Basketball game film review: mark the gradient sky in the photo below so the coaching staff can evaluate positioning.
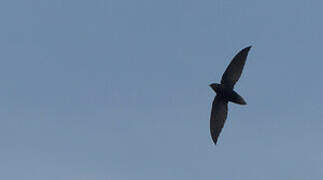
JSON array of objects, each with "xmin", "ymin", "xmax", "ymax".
[{"xmin": 1, "ymin": 0, "xmax": 323, "ymax": 179}]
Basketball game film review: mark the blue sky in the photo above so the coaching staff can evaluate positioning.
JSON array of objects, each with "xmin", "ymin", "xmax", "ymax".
[{"xmin": 0, "ymin": 0, "xmax": 323, "ymax": 179}]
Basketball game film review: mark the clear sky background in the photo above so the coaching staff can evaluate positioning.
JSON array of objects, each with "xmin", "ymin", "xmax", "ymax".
[{"xmin": 0, "ymin": 0, "xmax": 322, "ymax": 179}]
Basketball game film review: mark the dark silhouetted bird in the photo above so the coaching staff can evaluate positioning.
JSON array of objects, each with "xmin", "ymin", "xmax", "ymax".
[{"xmin": 209, "ymin": 46, "xmax": 252, "ymax": 145}]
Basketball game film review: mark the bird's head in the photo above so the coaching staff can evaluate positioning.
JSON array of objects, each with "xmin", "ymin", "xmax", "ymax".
[{"xmin": 209, "ymin": 83, "xmax": 221, "ymax": 93}]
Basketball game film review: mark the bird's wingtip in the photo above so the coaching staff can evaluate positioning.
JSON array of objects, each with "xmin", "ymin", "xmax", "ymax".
[{"xmin": 245, "ymin": 45, "xmax": 252, "ymax": 51}]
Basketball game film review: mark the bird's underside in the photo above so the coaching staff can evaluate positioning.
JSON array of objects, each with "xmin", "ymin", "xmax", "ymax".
[{"xmin": 209, "ymin": 46, "xmax": 251, "ymax": 145}]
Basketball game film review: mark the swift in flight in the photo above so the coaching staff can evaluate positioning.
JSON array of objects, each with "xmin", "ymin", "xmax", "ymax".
[{"xmin": 209, "ymin": 46, "xmax": 252, "ymax": 145}]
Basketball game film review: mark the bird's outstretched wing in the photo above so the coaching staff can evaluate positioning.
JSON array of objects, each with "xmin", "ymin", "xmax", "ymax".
[
  {"xmin": 210, "ymin": 95, "xmax": 228, "ymax": 145},
  {"xmin": 221, "ymin": 46, "xmax": 251, "ymax": 89}
]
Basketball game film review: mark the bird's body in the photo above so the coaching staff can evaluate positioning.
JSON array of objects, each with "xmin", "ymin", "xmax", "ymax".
[
  {"xmin": 210, "ymin": 83, "xmax": 246, "ymax": 105},
  {"xmin": 209, "ymin": 46, "xmax": 252, "ymax": 145}
]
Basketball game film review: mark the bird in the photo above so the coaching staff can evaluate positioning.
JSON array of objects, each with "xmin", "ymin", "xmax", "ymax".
[{"xmin": 209, "ymin": 46, "xmax": 252, "ymax": 145}]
